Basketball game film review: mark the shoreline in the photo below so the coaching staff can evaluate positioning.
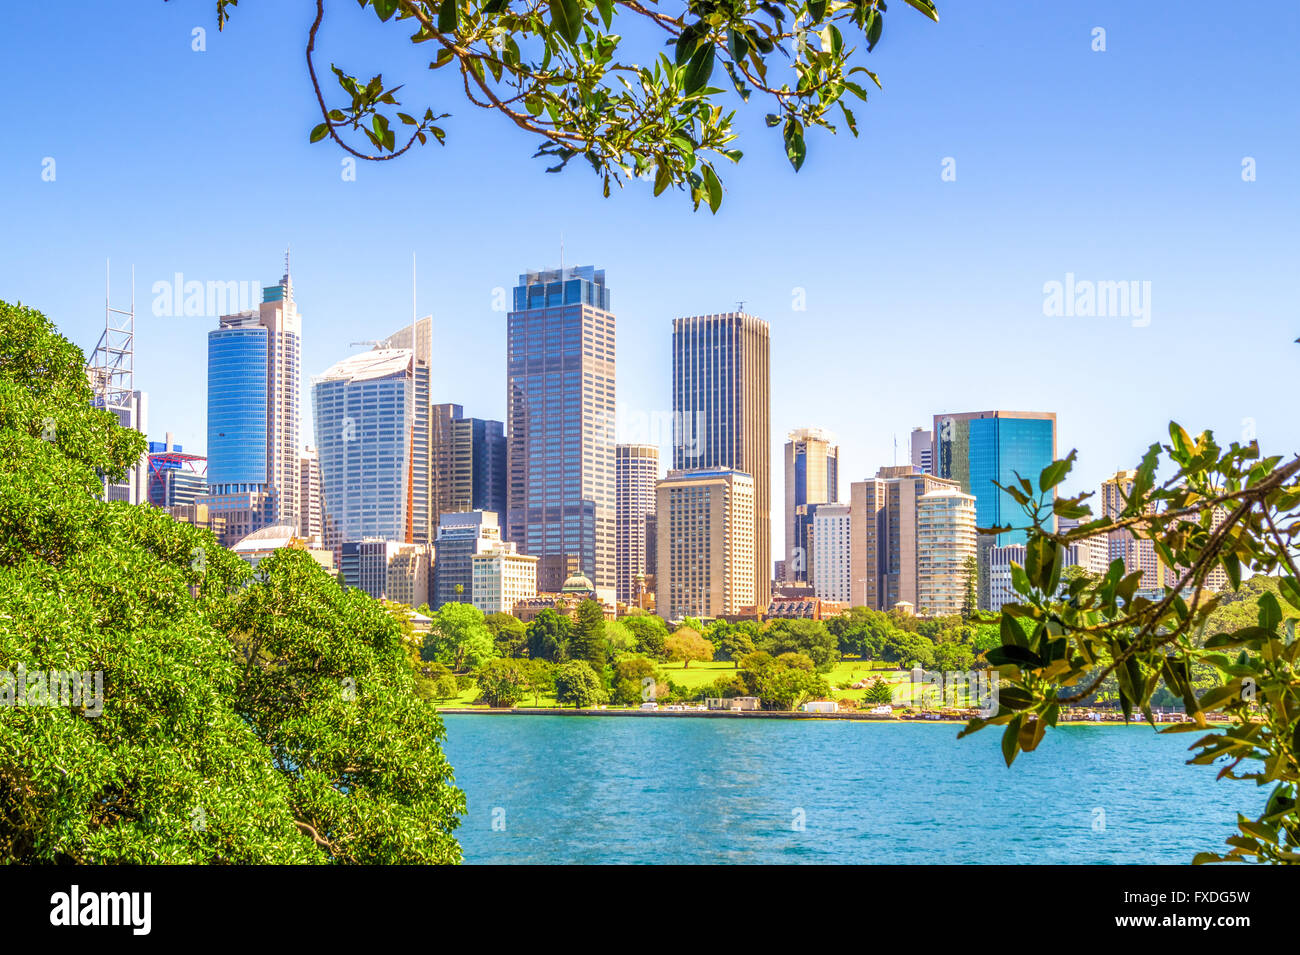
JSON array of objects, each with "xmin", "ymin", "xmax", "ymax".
[{"xmin": 436, "ymin": 706, "xmax": 1203, "ymax": 725}]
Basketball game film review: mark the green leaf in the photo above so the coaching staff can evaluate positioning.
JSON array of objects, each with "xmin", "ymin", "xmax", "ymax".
[
  {"xmin": 310, "ymin": 123, "xmax": 330, "ymax": 143},
  {"xmin": 373, "ymin": 0, "xmax": 399, "ymax": 21},
  {"xmin": 701, "ymin": 164, "xmax": 722, "ymax": 213},
  {"xmin": 1278, "ymin": 576, "xmax": 1300, "ymax": 612},
  {"xmin": 985, "ymin": 645, "xmax": 1043, "ymax": 669},
  {"xmin": 782, "ymin": 117, "xmax": 806, "ymax": 171},
  {"xmin": 438, "ymin": 0, "xmax": 458, "ymax": 33},
  {"xmin": 594, "ymin": 0, "xmax": 613, "ymax": 28},
  {"xmin": 550, "ymin": 0, "xmax": 584, "ymax": 44},
  {"xmin": 1038, "ymin": 450, "xmax": 1075, "ymax": 494},
  {"xmin": 682, "ymin": 41, "xmax": 715, "ymax": 96},
  {"xmin": 1258, "ymin": 591, "xmax": 1282, "ymax": 632},
  {"xmin": 902, "ymin": 0, "xmax": 940, "ymax": 20},
  {"xmin": 652, "ymin": 162, "xmax": 671, "ymax": 197}
]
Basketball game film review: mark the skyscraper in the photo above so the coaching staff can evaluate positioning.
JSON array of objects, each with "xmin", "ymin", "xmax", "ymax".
[
  {"xmin": 506, "ymin": 265, "xmax": 616, "ymax": 602},
  {"xmin": 655, "ymin": 468, "xmax": 756, "ymax": 620},
  {"xmin": 311, "ymin": 318, "xmax": 432, "ymax": 548},
  {"xmin": 672, "ymin": 312, "xmax": 771, "ymax": 610},
  {"xmin": 910, "ymin": 427, "xmax": 933, "ymax": 474},
  {"xmin": 915, "ymin": 486, "xmax": 978, "ymax": 616},
  {"xmin": 430, "ymin": 402, "xmax": 507, "ymax": 520},
  {"xmin": 433, "ymin": 510, "xmax": 501, "ymax": 608},
  {"xmin": 784, "ymin": 426, "xmax": 838, "ymax": 583},
  {"xmin": 616, "ymin": 443, "xmax": 659, "ymax": 606},
  {"xmin": 201, "ymin": 257, "xmax": 301, "ymax": 544},
  {"xmin": 811, "ymin": 503, "xmax": 852, "ymax": 602},
  {"xmin": 933, "ymin": 410, "xmax": 1057, "ymax": 544},
  {"xmin": 850, "ymin": 465, "xmax": 969, "ymax": 611},
  {"xmin": 298, "ymin": 447, "xmax": 323, "ymax": 544}
]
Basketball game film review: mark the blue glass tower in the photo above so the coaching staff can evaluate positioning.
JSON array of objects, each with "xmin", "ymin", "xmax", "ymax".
[{"xmin": 933, "ymin": 410, "xmax": 1057, "ymax": 545}]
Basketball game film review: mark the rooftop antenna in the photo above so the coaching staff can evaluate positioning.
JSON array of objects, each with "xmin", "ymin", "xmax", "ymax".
[
  {"xmin": 736, "ymin": 300, "xmax": 746, "ymax": 314},
  {"xmin": 893, "ymin": 433, "xmax": 898, "ymax": 466}
]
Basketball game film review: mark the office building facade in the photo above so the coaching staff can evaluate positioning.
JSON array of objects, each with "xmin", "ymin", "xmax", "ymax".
[
  {"xmin": 784, "ymin": 427, "xmax": 839, "ymax": 584},
  {"xmin": 433, "ymin": 510, "xmax": 501, "ymax": 608},
  {"xmin": 312, "ymin": 318, "xmax": 432, "ymax": 549},
  {"xmin": 671, "ymin": 312, "xmax": 771, "ymax": 610},
  {"xmin": 471, "ymin": 542, "xmax": 539, "ymax": 615},
  {"xmin": 811, "ymin": 502, "xmax": 852, "ymax": 603},
  {"xmin": 655, "ymin": 468, "xmax": 756, "ymax": 620},
  {"xmin": 616, "ymin": 443, "xmax": 660, "ymax": 606},
  {"xmin": 430, "ymin": 403, "xmax": 507, "ymax": 520},
  {"xmin": 506, "ymin": 265, "xmax": 616, "ymax": 602}
]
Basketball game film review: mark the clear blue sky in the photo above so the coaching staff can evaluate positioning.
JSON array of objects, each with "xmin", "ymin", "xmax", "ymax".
[{"xmin": 2, "ymin": 0, "xmax": 1297, "ymax": 544}]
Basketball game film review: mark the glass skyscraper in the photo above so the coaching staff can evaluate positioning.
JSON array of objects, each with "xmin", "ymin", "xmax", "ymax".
[
  {"xmin": 312, "ymin": 318, "xmax": 432, "ymax": 548},
  {"xmin": 201, "ymin": 258, "xmax": 300, "ymax": 544},
  {"xmin": 506, "ymin": 265, "xmax": 616, "ymax": 600},
  {"xmin": 932, "ymin": 410, "xmax": 1057, "ymax": 545}
]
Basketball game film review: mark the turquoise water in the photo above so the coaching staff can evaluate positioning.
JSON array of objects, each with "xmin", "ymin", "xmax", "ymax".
[{"xmin": 441, "ymin": 715, "xmax": 1258, "ymax": 864}]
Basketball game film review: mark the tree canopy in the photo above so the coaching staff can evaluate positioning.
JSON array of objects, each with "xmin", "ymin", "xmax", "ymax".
[{"xmin": 0, "ymin": 299, "xmax": 464, "ymax": 863}]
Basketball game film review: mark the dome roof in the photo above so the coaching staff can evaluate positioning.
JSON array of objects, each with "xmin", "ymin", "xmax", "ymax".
[
  {"xmin": 561, "ymin": 572, "xmax": 594, "ymax": 593},
  {"xmin": 232, "ymin": 523, "xmax": 300, "ymax": 551}
]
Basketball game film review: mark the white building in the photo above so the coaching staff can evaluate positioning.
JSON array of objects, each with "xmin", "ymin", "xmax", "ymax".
[
  {"xmin": 471, "ymin": 541, "xmax": 539, "ymax": 614},
  {"xmin": 987, "ymin": 535, "xmax": 1113, "ymax": 612},
  {"xmin": 811, "ymin": 503, "xmax": 851, "ymax": 602},
  {"xmin": 341, "ymin": 538, "xmax": 432, "ymax": 607},
  {"xmin": 916, "ymin": 486, "xmax": 978, "ymax": 617}
]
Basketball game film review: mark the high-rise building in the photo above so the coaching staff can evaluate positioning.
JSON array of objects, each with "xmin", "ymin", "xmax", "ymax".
[
  {"xmin": 311, "ymin": 318, "xmax": 432, "ymax": 549},
  {"xmin": 910, "ymin": 427, "xmax": 933, "ymax": 474},
  {"xmin": 298, "ymin": 447, "xmax": 324, "ymax": 544},
  {"xmin": 915, "ymin": 487, "xmax": 978, "ymax": 616},
  {"xmin": 201, "ymin": 258, "xmax": 301, "ymax": 544},
  {"xmin": 616, "ymin": 443, "xmax": 659, "ymax": 606},
  {"xmin": 811, "ymin": 503, "xmax": 852, "ymax": 603},
  {"xmin": 1098, "ymin": 470, "xmax": 1227, "ymax": 595},
  {"xmin": 340, "ymin": 539, "xmax": 432, "ymax": 607},
  {"xmin": 655, "ymin": 469, "xmax": 756, "ymax": 620},
  {"xmin": 506, "ymin": 265, "xmax": 616, "ymax": 603},
  {"xmin": 430, "ymin": 403, "xmax": 507, "ymax": 520},
  {"xmin": 784, "ymin": 427, "xmax": 838, "ymax": 583},
  {"xmin": 471, "ymin": 541, "xmax": 539, "ymax": 615},
  {"xmin": 672, "ymin": 312, "xmax": 771, "ymax": 610},
  {"xmin": 147, "ymin": 434, "xmax": 207, "ymax": 507},
  {"xmin": 932, "ymin": 410, "xmax": 1057, "ymax": 544},
  {"xmin": 850, "ymin": 465, "xmax": 968, "ymax": 611},
  {"xmin": 433, "ymin": 510, "xmax": 501, "ymax": 608}
]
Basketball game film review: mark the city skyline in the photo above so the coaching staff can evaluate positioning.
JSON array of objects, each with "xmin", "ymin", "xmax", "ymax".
[{"xmin": 5, "ymin": 0, "xmax": 1295, "ymax": 558}]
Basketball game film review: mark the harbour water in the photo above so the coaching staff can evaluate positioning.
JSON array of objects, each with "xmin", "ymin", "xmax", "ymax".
[{"xmin": 441, "ymin": 715, "xmax": 1256, "ymax": 865}]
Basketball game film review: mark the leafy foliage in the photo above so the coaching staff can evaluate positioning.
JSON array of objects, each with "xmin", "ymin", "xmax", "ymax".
[
  {"xmin": 0, "ymin": 300, "xmax": 463, "ymax": 863},
  {"xmin": 215, "ymin": 0, "xmax": 939, "ymax": 211},
  {"xmin": 962, "ymin": 425, "xmax": 1300, "ymax": 864}
]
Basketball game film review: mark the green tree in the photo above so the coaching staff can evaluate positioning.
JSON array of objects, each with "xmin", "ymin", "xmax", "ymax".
[
  {"xmin": 422, "ymin": 601, "xmax": 496, "ymax": 671},
  {"xmin": 964, "ymin": 430, "xmax": 1300, "ymax": 864},
  {"xmin": 664, "ymin": 628, "xmax": 714, "ymax": 668},
  {"xmin": 553, "ymin": 661, "xmax": 606, "ymax": 709},
  {"xmin": 522, "ymin": 659, "xmax": 555, "ymax": 706},
  {"xmin": 624, "ymin": 614, "xmax": 669, "ymax": 659},
  {"xmin": 610, "ymin": 655, "xmax": 660, "ymax": 706},
  {"xmin": 0, "ymin": 297, "xmax": 464, "ymax": 863},
  {"xmin": 760, "ymin": 618, "xmax": 840, "ymax": 670},
  {"xmin": 708, "ymin": 619, "xmax": 759, "ymax": 666},
  {"xmin": 484, "ymin": 611, "xmax": 528, "ymax": 658},
  {"xmin": 474, "ymin": 658, "xmax": 529, "ymax": 708},
  {"xmin": 568, "ymin": 598, "xmax": 608, "ymax": 667},
  {"xmin": 525, "ymin": 608, "xmax": 571, "ymax": 661},
  {"xmin": 862, "ymin": 677, "xmax": 893, "ymax": 705},
  {"xmin": 960, "ymin": 553, "xmax": 979, "ymax": 621}
]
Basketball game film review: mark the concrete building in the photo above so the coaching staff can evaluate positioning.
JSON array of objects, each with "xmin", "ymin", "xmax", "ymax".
[
  {"xmin": 784, "ymin": 427, "xmax": 839, "ymax": 584},
  {"xmin": 471, "ymin": 541, "xmax": 538, "ymax": 614},
  {"xmin": 340, "ymin": 539, "xmax": 431, "ymax": 607},
  {"xmin": 200, "ymin": 259, "xmax": 301, "ymax": 543},
  {"xmin": 672, "ymin": 312, "xmax": 771, "ymax": 610},
  {"xmin": 811, "ymin": 502, "xmax": 852, "ymax": 602},
  {"xmin": 910, "ymin": 427, "xmax": 933, "ymax": 474},
  {"xmin": 987, "ymin": 535, "xmax": 1112, "ymax": 612},
  {"xmin": 433, "ymin": 510, "xmax": 500, "ymax": 608},
  {"xmin": 915, "ymin": 486, "xmax": 978, "ymax": 616},
  {"xmin": 616, "ymin": 443, "xmax": 659, "ymax": 606},
  {"xmin": 298, "ymin": 447, "xmax": 323, "ymax": 544},
  {"xmin": 655, "ymin": 468, "xmax": 756, "ymax": 621},
  {"xmin": 311, "ymin": 318, "xmax": 432, "ymax": 550},
  {"xmin": 506, "ymin": 266, "xmax": 616, "ymax": 604},
  {"xmin": 849, "ymin": 465, "xmax": 966, "ymax": 612}
]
